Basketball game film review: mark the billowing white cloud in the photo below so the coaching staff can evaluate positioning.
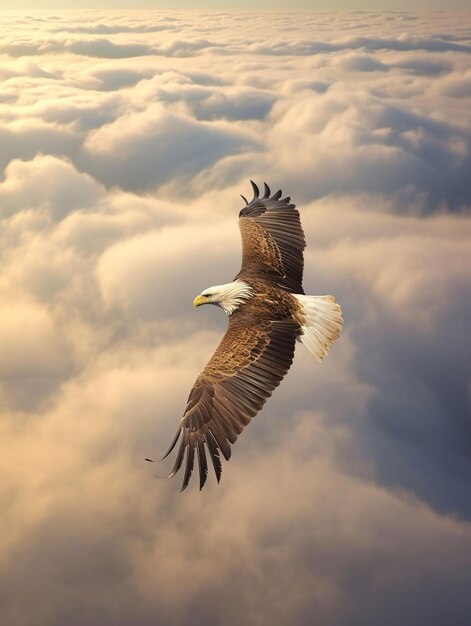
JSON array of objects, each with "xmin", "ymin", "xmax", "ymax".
[
  {"xmin": 0, "ymin": 155, "xmax": 103, "ymax": 220},
  {"xmin": 1, "ymin": 9, "xmax": 471, "ymax": 626},
  {"xmin": 96, "ymin": 221, "xmax": 238, "ymax": 320},
  {"xmin": 80, "ymin": 103, "xmax": 258, "ymax": 191}
]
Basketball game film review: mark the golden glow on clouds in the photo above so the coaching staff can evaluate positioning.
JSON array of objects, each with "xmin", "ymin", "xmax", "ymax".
[{"xmin": 1, "ymin": 9, "xmax": 471, "ymax": 625}]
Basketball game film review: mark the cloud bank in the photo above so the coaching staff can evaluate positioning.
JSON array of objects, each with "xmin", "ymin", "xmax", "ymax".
[{"xmin": 1, "ymin": 9, "xmax": 470, "ymax": 626}]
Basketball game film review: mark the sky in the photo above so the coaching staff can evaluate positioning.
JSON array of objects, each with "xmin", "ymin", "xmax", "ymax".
[
  {"xmin": 3, "ymin": 0, "xmax": 471, "ymax": 8},
  {"xmin": 3, "ymin": 1, "xmax": 471, "ymax": 9},
  {"xmin": 1, "ymin": 8, "xmax": 471, "ymax": 626}
]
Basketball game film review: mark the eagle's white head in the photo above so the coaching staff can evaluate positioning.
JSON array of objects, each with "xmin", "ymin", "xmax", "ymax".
[{"xmin": 193, "ymin": 280, "xmax": 253, "ymax": 316}]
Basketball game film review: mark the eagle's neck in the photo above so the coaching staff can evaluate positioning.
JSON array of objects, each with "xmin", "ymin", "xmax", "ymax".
[{"xmin": 217, "ymin": 280, "xmax": 253, "ymax": 316}]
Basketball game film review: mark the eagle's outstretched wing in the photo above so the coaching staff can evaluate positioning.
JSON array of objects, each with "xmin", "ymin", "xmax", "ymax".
[
  {"xmin": 161, "ymin": 315, "xmax": 299, "ymax": 491},
  {"xmin": 237, "ymin": 181, "xmax": 306, "ymax": 293}
]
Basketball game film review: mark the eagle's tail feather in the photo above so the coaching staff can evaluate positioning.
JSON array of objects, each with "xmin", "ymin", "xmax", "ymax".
[{"xmin": 294, "ymin": 294, "xmax": 343, "ymax": 362}]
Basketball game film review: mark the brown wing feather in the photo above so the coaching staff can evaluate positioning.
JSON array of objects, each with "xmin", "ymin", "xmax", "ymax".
[
  {"xmin": 237, "ymin": 181, "xmax": 306, "ymax": 293},
  {"xmin": 164, "ymin": 316, "xmax": 299, "ymax": 491}
]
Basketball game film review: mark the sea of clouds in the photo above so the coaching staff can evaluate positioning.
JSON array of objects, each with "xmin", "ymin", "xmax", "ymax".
[{"xmin": 1, "ymin": 9, "xmax": 471, "ymax": 626}]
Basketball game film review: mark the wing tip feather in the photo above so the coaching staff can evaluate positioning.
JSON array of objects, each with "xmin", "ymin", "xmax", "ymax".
[
  {"xmin": 250, "ymin": 179, "xmax": 260, "ymax": 199},
  {"xmin": 197, "ymin": 440, "xmax": 208, "ymax": 491},
  {"xmin": 160, "ymin": 427, "xmax": 182, "ymax": 460}
]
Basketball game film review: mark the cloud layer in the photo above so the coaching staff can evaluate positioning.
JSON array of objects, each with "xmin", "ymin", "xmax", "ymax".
[{"xmin": 1, "ymin": 9, "xmax": 470, "ymax": 626}]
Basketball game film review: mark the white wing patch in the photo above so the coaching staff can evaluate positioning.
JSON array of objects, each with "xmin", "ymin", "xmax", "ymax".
[{"xmin": 294, "ymin": 294, "xmax": 343, "ymax": 361}]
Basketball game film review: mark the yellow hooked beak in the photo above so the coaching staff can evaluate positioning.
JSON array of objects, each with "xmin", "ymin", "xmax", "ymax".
[{"xmin": 193, "ymin": 294, "xmax": 205, "ymax": 308}]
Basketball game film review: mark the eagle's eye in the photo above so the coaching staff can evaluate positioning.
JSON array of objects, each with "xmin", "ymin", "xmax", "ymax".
[{"xmin": 204, "ymin": 294, "xmax": 211, "ymax": 298}]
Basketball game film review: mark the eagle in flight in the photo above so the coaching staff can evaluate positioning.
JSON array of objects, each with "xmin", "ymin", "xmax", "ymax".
[{"xmin": 152, "ymin": 182, "xmax": 343, "ymax": 491}]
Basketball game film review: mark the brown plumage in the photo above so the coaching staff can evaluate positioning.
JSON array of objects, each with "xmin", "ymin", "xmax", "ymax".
[
  {"xmin": 238, "ymin": 182, "xmax": 305, "ymax": 293},
  {"xmin": 150, "ymin": 181, "xmax": 343, "ymax": 491}
]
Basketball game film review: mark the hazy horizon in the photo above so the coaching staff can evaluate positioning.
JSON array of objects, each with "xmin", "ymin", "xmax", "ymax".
[{"xmin": 2, "ymin": 2, "xmax": 471, "ymax": 11}]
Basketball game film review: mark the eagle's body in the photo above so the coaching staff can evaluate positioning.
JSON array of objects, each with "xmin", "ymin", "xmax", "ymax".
[{"xmin": 158, "ymin": 182, "xmax": 343, "ymax": 491}]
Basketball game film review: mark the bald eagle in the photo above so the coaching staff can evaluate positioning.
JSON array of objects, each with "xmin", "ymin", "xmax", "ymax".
[{"xmin": 153, "ymin": 182, "xmax": 343, "ymax": 491}]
